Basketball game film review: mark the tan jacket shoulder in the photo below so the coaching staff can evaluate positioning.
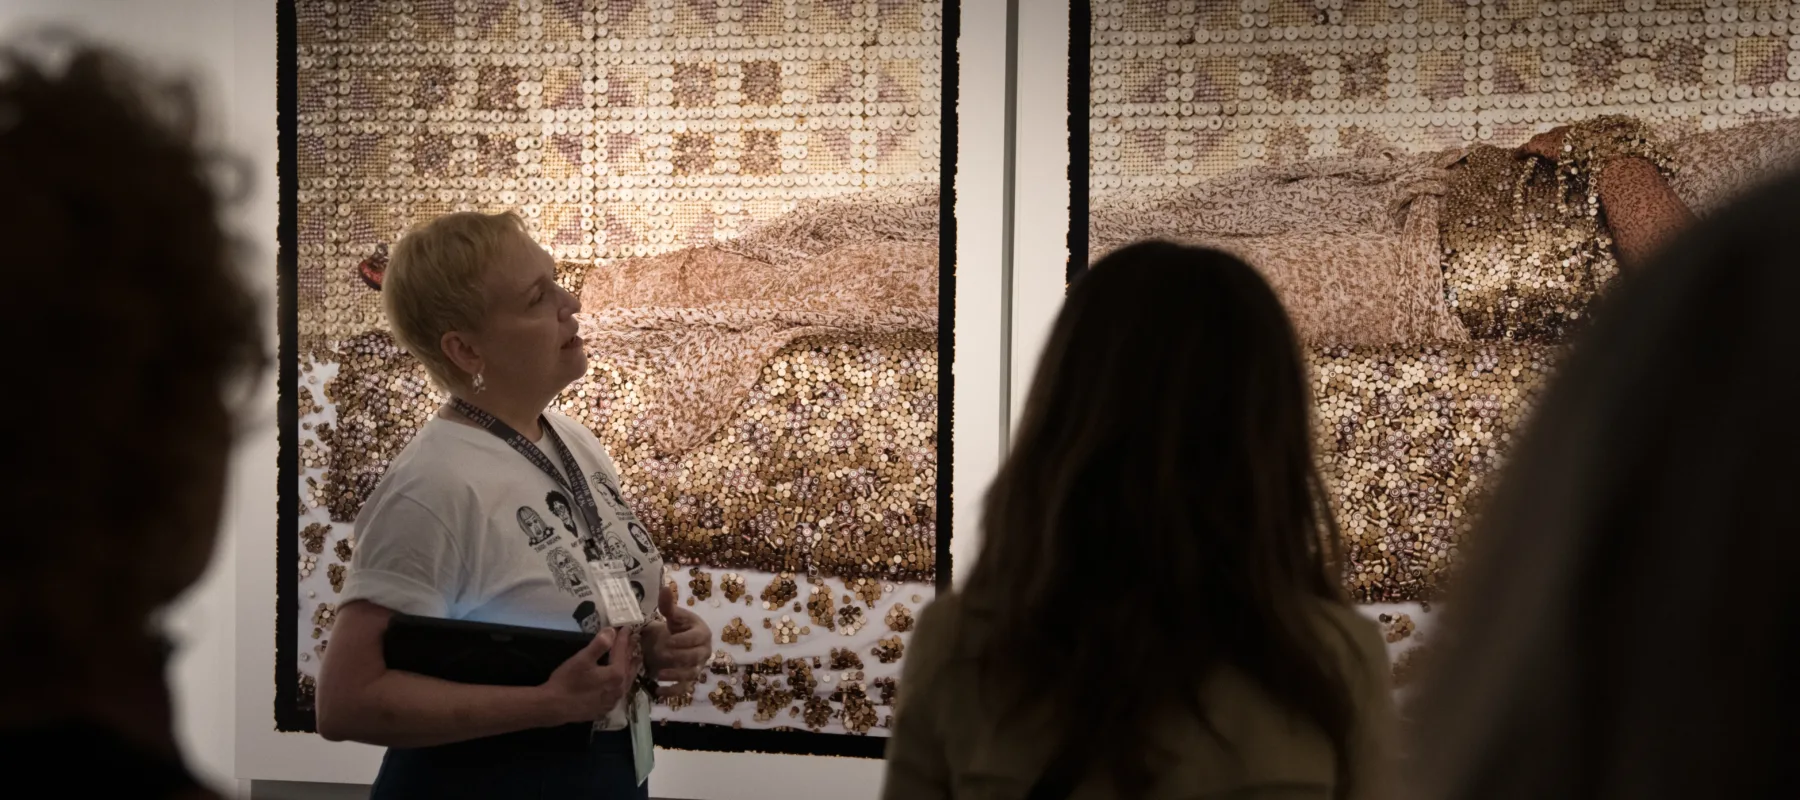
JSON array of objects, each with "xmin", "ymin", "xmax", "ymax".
[{"xmin": 881, "ymin": 593, "xmax": 1397, "ymax": 800}]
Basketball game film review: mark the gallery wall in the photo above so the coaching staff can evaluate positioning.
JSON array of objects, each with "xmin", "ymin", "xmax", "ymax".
[{"xmin": 1008, "ymin": 0, "xmax": 1073, "ymax": 428}]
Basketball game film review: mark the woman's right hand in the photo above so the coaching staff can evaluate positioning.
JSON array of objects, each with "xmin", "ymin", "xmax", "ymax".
[{"xmin": 543, "ymin": 626, "xmax": 639, "ymax": 725}]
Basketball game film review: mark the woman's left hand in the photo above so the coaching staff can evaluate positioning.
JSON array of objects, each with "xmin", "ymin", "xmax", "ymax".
[{"xmin": 643, "ymin": 583, "xmax": 713, "ymax": 697}]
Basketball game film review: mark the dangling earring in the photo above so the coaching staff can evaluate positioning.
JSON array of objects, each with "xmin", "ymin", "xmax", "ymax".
[{"xmin": 472, "ymin": 371, "xmax": 487, "ymax": 394}]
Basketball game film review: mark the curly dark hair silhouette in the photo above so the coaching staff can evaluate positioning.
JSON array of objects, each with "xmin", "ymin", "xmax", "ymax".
[{"xmin": 0, "ymin": 39, "xmax": 264, "ymax": 707}]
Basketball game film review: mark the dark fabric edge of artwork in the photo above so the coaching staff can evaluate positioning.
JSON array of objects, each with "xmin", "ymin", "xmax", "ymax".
[
  {"xmin": 652, "ymin": 720, "xmax": 887, "ymax": 758},
  {"xmin": 272, "ymin": 0, "xmax": 962, "ymax": 759},
  {"xmin": 934, "ymin": 0, "xmax": 959, "ymax": 599},
  {"xmin": 276, "ymin": 0, "xmax": 307, "ymax": 734},
  {"xmin": 1067, "ymin": 0, "xmax": 1090, "ymax": 283}
]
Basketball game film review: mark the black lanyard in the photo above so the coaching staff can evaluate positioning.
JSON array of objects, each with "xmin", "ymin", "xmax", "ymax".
[{"xmin": 451, "ymin": 399, "xmax": 624, "ymax": 562}]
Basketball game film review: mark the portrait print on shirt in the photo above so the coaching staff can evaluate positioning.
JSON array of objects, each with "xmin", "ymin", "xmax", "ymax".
[
  {"xmin": 591, "ymin": 471, "xmax": 637, "ymax": 520},
  {"xmin": 545, "ymin": 490, "xmax": 577, "ymax": 534},
  {"xmin": 572, "ymin": 600, "xmax": 601, "ymax": 635},
  {"xmin": 516, "ymin": 506, "xmax": 558, "ymax": 550},
  {"xmin": 580, "ymin": 534, "xmax": 606, "ymax": 564},
  {"xmin": 578, "ymin": 531, "xmax": 641, "ymax": 573},
  {"xmin": 618, "ymin": 544, "xmax": 642, "ymax": 573},
  {"xmin": 545, "ymin": 547, "xmax": 593, "ymax": 599},
  {"xmin": 625, "ymin": 520, "xmax": 656, "ymax": 557}
]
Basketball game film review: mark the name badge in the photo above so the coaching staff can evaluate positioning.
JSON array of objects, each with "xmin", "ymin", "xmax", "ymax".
[{"xmin": 591, "ymin": 559, "xmax": 644, "ymax": 627}]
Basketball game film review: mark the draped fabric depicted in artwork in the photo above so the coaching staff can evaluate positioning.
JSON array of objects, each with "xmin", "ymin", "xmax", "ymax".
[
  {"xmin": 283, "ymin": 0, "xmax": 948, "ymax": 752},
  {"xmin": 1087, "ymin": 0, "xmax": 1800, "ymax": 684}
]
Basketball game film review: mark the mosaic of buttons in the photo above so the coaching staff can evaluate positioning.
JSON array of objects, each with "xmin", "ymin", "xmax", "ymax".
[
  {"xmin": 1090, "ymin": 0, "xmax": 1800, "ymax": 675},
  {"xmin": 290, "ymin": 0, "xmax": 945, "ymax": 737}
]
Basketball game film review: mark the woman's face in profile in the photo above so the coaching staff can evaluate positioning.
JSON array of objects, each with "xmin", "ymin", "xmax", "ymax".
[{"xmin": 469, "ymin": 234, "xmax": 587, "ymax": 395}]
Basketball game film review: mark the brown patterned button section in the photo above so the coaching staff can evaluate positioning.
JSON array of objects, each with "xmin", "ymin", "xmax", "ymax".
[{"xmin": 316, "ymin": 331, "xmax": 938, "ymax": 585}]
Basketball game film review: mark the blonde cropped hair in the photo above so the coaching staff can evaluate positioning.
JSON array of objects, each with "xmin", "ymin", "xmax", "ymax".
[{"xmin": 383, "ymin": 210, "xmax": 528, "ymax": 390}]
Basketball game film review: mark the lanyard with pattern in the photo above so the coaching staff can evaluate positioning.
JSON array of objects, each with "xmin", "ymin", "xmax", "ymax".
[{"xmin": 451, "ymin": 399, "xmax": 642, "ymax": 626}]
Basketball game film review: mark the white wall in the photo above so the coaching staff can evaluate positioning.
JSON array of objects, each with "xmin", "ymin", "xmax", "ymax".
[
  {"xmin": 950, "ymin": 0, "xmax": 1011, "ymax": 584},
  {"xmin": 1007, "ymin": 0, "xmax": 1072, "ymax": 430},
  {"xmin": 0, "ymin": 0, "xmax": 277, "ymax": 792}
]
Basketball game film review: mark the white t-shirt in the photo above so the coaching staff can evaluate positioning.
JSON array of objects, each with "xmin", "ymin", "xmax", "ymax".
[{"xmin": 341, "ymin": 410, "xmax": 663, "ymax": 731}]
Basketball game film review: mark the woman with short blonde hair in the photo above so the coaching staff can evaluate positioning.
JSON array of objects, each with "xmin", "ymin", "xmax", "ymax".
[
  {"xmin": 317, "ymin": 211, "xmax": 713, "ymax": 799},
  {"xmin": 381, "ymin": 210, "xmax": 520, "ymax": 390}
]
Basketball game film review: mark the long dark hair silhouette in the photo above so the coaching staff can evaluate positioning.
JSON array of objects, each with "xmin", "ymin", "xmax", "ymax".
[{"xmin": 964, "ymin": 241, "xmax": 1360, "ymax": 797}]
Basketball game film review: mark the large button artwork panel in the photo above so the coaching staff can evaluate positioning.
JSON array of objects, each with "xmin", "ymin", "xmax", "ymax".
[
  {"xmin": 1087, "ymin": 0, "xmax": 1800, "ymax": 674},
  {"xmin": 283, "ymin": 0, "xmax": 948, "ymax": 753}
]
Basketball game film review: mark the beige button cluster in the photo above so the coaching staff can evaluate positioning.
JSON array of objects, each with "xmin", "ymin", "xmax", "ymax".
[
  {"xmin": 295, "ymin": 0, "xmax": 943, "ymax": 350},
  {"xmin": 1090, "ymin": 0, "xmax": 1800, "ymax": 191}
]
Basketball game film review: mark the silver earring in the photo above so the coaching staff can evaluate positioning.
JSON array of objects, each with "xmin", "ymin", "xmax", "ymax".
[{"xmin": 472, "ymin": 371, "xmax": 486, "ymax": 394}]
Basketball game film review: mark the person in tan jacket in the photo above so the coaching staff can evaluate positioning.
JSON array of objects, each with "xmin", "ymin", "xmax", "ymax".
[{"xmin": 881, "ymin": 242, "xmax": 1397, "ymax": 800}]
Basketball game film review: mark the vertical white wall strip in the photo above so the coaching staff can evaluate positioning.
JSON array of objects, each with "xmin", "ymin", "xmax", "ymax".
[
  {"xmin": 951, "ymin": 0, "xmax": 1011, "ymax": 585},
  {"xmin": 998, "ymin": 0, "xmax": 1017, "ymax": 460},
  {"xmin": 1007, "ymin": 0, "xmax": 1072, "ymax": 429}
]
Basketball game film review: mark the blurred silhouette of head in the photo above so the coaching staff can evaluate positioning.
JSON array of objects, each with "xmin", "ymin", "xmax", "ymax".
[
  {"xmin": 1412, "ymin": 168, "xmax": 1800, "ymax": 799},
  {"xmin": 0, "ymin": 40, "xmax": 264, "ymax": 690},
  {"xmin": 966, "ymin": 241, "xmax": 1358, "ymax": 796}
]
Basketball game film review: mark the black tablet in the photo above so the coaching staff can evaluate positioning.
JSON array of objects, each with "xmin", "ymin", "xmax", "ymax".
[
  {"xmin": 380, "ymin": 614, "xmax": 605, "ymax": 757},
  {"xmin": 382, "ymin": 613, "xmax": 603, "ymax": 688}
]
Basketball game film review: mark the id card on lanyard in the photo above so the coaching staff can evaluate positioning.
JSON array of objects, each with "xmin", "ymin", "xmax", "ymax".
[{"xmin": 452, "ymin": 400, "xmax": 645, "ymax": 628}]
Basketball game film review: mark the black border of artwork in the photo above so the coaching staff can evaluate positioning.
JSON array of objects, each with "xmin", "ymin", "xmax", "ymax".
[
  {"xmin": 1067, "ymin": 0, "xmax": 1090, "ymax": 283},
  {"xmin": 274, "ymin": 0, "xmax": 304, "ymax": 733},
  {"xmin": 272, "ymin": 0, "xmax": 959, "ymax": 760},
  {"xmin": 936, "ymin": 0, "xmax": 958, "ymax": 601}
]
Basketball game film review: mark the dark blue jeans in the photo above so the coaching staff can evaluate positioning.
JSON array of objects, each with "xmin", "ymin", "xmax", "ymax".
[{"xmin": 369, "ymin": 729, "xmax": 647, "ymax": 800}]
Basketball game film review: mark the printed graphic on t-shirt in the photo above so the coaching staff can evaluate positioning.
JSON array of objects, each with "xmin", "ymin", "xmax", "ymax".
[
  {"xmin": 580, "ymin": 535, "xmax": 605, "ymax": 563},
  {"xmin": 591, "ymin": 472, "xmax": 635, "ymax": 519},
  {"xmin": 546, "ymin": 547, "xmax": 593, "ymax": 598},
  {"xmin": 631, "ymin": 580, "xmax": 645, "ymax": 603},
  {"xmin": 620, "ymin": 545, "xmax": 644, "ymax": 573},
  {"xmin": 584, "ymin": 470, "xmax": 653, "ymax": 562},
  {"xmin": 572, "ymin": 600, "xmax": 601, "ymax": 635},
  {"xmin": 625, "ymin": 520, "xmax": 656, "ymax": 557},
  {"xmin": 545, "ymin": 490, "xmax": 577, "ymax": 534},
  {"xmin": 516, "ymin": 506, "xmax": 558, "ymax": 550},
  {"xmin": 577, "ymin": 533, "xmax": 639, "ymax": 572}
]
